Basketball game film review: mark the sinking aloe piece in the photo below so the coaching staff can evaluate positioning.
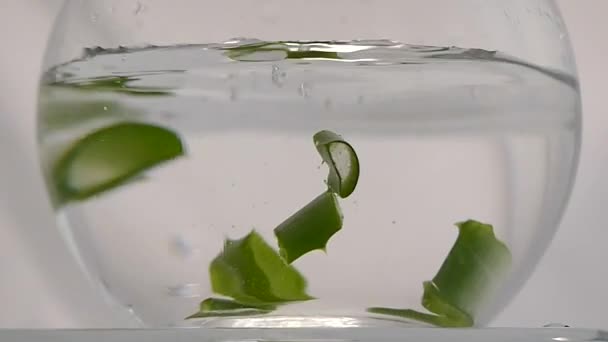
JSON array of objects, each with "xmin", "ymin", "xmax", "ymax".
[
  {"xmin": 186, "ymin": 297, "xmax": 274, "ymax": 319},
  {"xmin": 427, "ymin": 220, "xmax": 512, "ymax": 319},
  {"xmin": 368, "ymin": 282, "xmax": 473, "ymax": 328},
  {"xmin": 314, "ymin": 130, "xmax": 360, "ymax": 198},
  {"xmin": 368, "ymin": 220, "xmax": 511, "ymax": 327},
  {"xmin": 52, "ymin": 122, "xmax": 184, "ymax": 204},
  {"xmin": 367, "ymin": 306, "xmax": 470, "ymax": 328},
  {"xmin": 210, "ymin": 230, "xmax": 313, "ymax": 305},
  {"xmin": 274, "ymin": 191, "xmax": 343, "ymax": 264}
]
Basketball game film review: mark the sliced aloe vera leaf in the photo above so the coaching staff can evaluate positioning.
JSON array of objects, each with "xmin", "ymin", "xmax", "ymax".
[
  {"xmin": 52, "ymin": 122, "xmax": 184, "ymax": 204},
  {"xmin": 368, "ymin": 281, "xmax": 473, "ymax": 327},
  {"xmin": 274, "ymin": 191, "xmax": 343, "ymax": 264},
  {"xmin": 367, "ymin": 306, "xmax": 471, "ymax": 328},
  {"xmin": 368, "ymin": 220, "xmax": 511, "ymax": 327},
  {"xmin": 209, "ymin": 230, "xmax": 313, "ymax": 305},
  {"xmin": 314, "ymin": 130, "xmax": 360, "ymax": 198},
  {"xmin": 186, "ymin": 297, "xmax": 274, "ymax": 319},
  {"xmin": 225, "ymin": 42, "xmax": 342, "ymax": 62},
  {"xmin": 429, "ymin": 220, "xmax": 511, "ymax": 318},
  {"xmin": 286, "ymin": 50, "xmax": 340, "ymax": 60}
]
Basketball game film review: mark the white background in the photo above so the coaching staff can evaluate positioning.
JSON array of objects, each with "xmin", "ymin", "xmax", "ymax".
[{"xmin": 0, "ymin": 0, "xmax": 606, "ymax": 329}]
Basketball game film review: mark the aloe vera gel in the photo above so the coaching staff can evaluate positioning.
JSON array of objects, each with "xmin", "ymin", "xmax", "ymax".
[{"xmin": 37, "ymin": 40, "xmax": 579, "ymax": 327}]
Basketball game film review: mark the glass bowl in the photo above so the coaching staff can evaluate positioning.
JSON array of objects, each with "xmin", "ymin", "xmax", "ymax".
[{"xmin": 37, "ymin": 0, "xmax": 581, "ymax": 329}]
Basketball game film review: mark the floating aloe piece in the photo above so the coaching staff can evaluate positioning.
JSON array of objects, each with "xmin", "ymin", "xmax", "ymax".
[
  {"xmin": 225, "ymin": 42, "xmax": 341, "ymax": 62},
  {"xmin": 52, "ymin": 122, "xmax": 184, "ymax": 204},
  {"xmin": 314, "ymin": 130, "xmax": 360, "ymax": 198},
  {"xmin": 56, "ymin": 76, "xmax": 173, "ymax": 96},
  {"xmin": 286, "ymin": 50, "xmax": 340, "ymax": 60},
  {"xmin": 186, "ymin": 297, "xmax": 274, "ymax": 319},
  {"xmin": 368, "ymin": 220, "xmax": 511, "ymax": 327},
  {"xmin": 274, "ymin": 191, "xmax": 343, "ymax": 264},
  {"xmin": 210, "ymin": 230, "xmax": 313, "ymax": 305}
]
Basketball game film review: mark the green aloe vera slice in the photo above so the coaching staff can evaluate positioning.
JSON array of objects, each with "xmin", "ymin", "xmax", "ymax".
[
  {"xmin": 368, "ymin": 220, "xmax": 512, "ymax": 327},
  {"xmin": 314, "ymin": 130, "xmax": 360, "ymax": 198},
  {"xmin": 209, "ymin": 230, "xmax": 313, "ymax": 305},
  {"xmin": 186, "ymin": 297, "xmax": 274, "ymax": 319},
  {"xmin": 52, "ymin": 121, "xmax": 184, "ymax": 204},
  {"xmin": 274, "ymin": 191, "xmax": 343, "ymax": 264}
]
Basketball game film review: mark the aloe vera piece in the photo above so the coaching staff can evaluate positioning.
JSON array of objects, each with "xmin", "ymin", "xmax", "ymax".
[
  {"xmin": 314, "ymin": 130, "xmax": 360, "ymax": 198},
  {"xmin": 367, "ymin": 306, "xmax": 470, "ymax": 328},
  {"xmin": 186, "ymin": 297, "xmax": 274, "ymax": 319},
  {"xmin": 52, "ymin": 122, "xmax": 184, "ymax": 204},
  {"xmin": 225, "ymin": 42, "xmax": 341, "ymax": 62},
  {"xmin": 193, "ymin": 129, "xmax": 359, "ymax": 318},
  {"xmin": 274, "ymin": 191, "xmax": 343, "ymax": 264},
  {"xmin": 286, "ymin": 50, "xmax": 340, "ymax": 60},
  {"xmin": 209, "ymin": 231, "xmax": 313, "ymax": 305},
  {"xmin": 368, "ymin": 220, "xmax": 511, "ymax": 327}
]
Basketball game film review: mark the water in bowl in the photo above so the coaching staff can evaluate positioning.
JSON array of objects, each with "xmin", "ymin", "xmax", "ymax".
[{"xmin": 37, "ymin": 39, "xmax": 580, "ymax": 327}]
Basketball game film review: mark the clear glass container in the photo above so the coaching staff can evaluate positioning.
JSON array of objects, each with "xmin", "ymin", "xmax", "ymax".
[
  {"xmin": 37, "ymin": 0, "xmax": 581, "ymax": 331},
  {"xmin": 2, "ymin": 327, "xmax": 607, "ymax": 342}
]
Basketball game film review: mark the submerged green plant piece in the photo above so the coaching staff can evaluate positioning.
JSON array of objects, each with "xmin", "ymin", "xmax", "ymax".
[
  {"xmin": 274, "ymin": 191, "xmax": 343, "ymax": 264},
  {"xmin": 52, "ymin": 121, "xmax": 184, "ymax": 204},
  {"xmin": 367, "ymin": 306, "xmax": 469, "ymax": 328},
  {"xmin": 368, "ymin": 220, "xmax": 512, "ymax": 327},
  {"xmin": 314, "ymin": 130, "xmax": 360, "ymax": 198},
  {"xmin": 209, "ymin": 230, "xmax": 313, "ymax": 305},
  {"xmin": 55, "ymin": 76, "xmax": 173, "ymax": 96},
  {"xmin": 225, "ymin": 42, "xmax": 341, "ymax": 62},
  {"xmin": 186, "ymin": 297, "xmax": 275, "ymax": 319},
  {"xmin": 190, "ymin": 129, "xmax": 358, "ymax": 319},
  {"xmin": 368, "ymin": 283, "xmax": 473, "ymax": 327}
]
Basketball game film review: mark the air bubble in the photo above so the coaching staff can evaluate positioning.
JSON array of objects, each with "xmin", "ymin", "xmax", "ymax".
[
  {"xmin": 134, "ymin": 1, "xmax": 144, "ymax": 15},
  {"xmin": 229, "ymin": 86, "xmax": 239, "ymax": 101},
  {"xmin": 168, "ymin": 235, "xmax": 197, "ymax": 259},
  {"xmin": 271, "ymin": 65, "xmax": 286, "ymax": 87},
  {"xmin": 298, "ymin": 83, "xmax": 311, "ymax": 98},
  {"xmin": 167, "ymin": 284, "xmax": 201, "ymax": 298}
]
